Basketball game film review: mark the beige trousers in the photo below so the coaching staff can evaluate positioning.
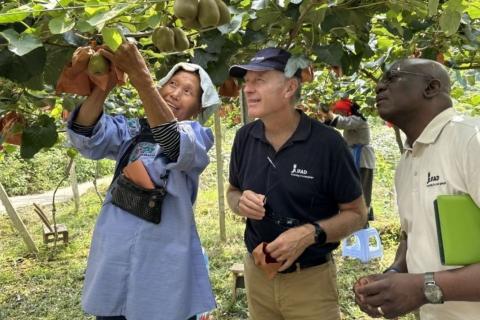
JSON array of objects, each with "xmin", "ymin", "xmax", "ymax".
[{"xmin": 244, "ymin": 255, "xmax": 341, "ymax": 320}]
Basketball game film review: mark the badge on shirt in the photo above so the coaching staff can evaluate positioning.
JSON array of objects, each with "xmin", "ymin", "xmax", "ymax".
[{"xmin": 129, "ymin": 142, "xmax": 159, "ymax": 162}]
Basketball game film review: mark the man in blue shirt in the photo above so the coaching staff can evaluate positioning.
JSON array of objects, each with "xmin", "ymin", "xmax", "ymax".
[{"xmin": 227, "ymin": 47, "xmax": 368, "ymax": 320}]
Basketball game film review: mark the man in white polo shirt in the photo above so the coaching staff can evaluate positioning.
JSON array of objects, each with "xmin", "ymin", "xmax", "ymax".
[{"xmin": 354, "ymin": 58, "xmax": 480, "ymax": 319}]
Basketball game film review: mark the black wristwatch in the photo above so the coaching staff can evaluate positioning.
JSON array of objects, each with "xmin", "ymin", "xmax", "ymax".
[{"xmin": 310, "ymin": 222, "xmax": 327, "ymax": 245}]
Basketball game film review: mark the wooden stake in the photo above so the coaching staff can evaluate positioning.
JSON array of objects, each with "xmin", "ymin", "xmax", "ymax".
[
  {"xmin": 0, "ymin": 183, "xmax": 38, "ymax": 253},
  {"xmin": 214, "ymin": 110, "xmax": 226, "ymax": 242}
]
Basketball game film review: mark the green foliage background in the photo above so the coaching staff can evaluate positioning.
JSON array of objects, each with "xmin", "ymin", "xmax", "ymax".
[
  {"xmin": 1, "ymin": 0, "xmax": 480, "ymax": 157},
  {"xmin": 0, "ymin": 146, "xmax": 114, "ymax": 196}
]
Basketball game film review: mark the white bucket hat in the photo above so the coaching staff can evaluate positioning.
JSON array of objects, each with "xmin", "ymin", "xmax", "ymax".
[{"xmin": 158, "ymin": 62, "xmax": 221, "ymax": 124}]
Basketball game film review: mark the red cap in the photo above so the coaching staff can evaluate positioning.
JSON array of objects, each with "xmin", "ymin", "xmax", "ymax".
[{"xmin": 332, "ymin": 98, "xmax": 352, "ymax": 115}]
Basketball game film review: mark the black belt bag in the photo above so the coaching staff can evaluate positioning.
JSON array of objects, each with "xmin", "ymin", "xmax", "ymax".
[{"xmin": 110, "ymin": 174, "xmax": 166, "ymax": 224}]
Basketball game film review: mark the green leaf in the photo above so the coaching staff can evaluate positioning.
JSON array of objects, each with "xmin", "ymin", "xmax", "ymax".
[
  {"xmin": 102, "ymin": 27, "xmax": 123, "ymax": 52},
  {"xmin": 439, "ymin": 10, "xmax": 462, "ymax": 36},
  {"xmin": 0, "ymin": 29, "xmax": 43, "ymax": 56},
  {"xmin": 466, "ymin": 3, "xmax": 480, "ymax": 19},
  {"xmin": 192, "ymin": 50, "xmax": 218, "ymax": 69},
  {"xmin": 62, "ymin": 96, "xmax": 82, "ymax": 111},
  {"xmin": 0, "ymin": 5, "xmax": 30, "ymax": 24},
  {"xmin": 313, "ymin": 43, "xmax": 344, "ymax": 66},
  {"xmin": 443, "ymin": 0, "xmax": 465, "ymax": 12},
  {"xmin": 200, "ymin": 30, "xmax": 226, "ymax": 54},
  {"xmin": 23, "ymin": 73, "xmax": 44, "ymax": 90},
  {"xmin": 0, "ymin": 47, "xmax": 46, "ymax": 84},
  {"xmin": 428, "ymin": 0, "xmax": 439, "ymax": 16},
  {"xmin": 218, "ymin": 13, "xmax": 245, "ymax": 35},
  {"xmin": 285, "ymin": 55, "xmax": 310, "ymax": 78},
  {"xmin": 44, "ymin": 45, "xmax": 75, "ymax": 87},
  {"xmin": 87, "ymin": 4, "xmax": 132, "ymax": 27},
  {"xmin": 48, "ymin": 14, "xmax": 75, "ymax": 34},
  {"xmin": 20, "ymin": 115, "xmax": 58, "ymax": 159}
]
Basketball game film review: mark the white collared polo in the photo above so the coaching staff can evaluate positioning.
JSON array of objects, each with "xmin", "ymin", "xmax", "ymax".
[{"xmin": 395, "ymin": 108, "xmax": 480, "ymax": 320}]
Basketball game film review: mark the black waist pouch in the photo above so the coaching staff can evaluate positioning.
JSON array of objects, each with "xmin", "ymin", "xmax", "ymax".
[{"xmin": 110, "ymin": 174, "xmax": 166, "ymax": 224}]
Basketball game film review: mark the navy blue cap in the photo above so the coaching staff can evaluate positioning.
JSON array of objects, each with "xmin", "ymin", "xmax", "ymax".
[{"xmin": 229, "ymin": 47, "xmax": 292, "ymax": 78}]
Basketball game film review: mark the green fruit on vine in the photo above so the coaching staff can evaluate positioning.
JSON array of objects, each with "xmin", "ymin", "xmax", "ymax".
[
  {"xmin": 88, "ymin": 52, "xmax": 109, "ymax": 75},
  {"xmin": 182, "ymin": 18, "xmax": 201, "ymax": 30},
  {"xmin": 152, "ymin": 27, "xmax": 175, "ymax": 52},
  {"xmin": 173, "ymin": 0, "xmax": 199, "ymax": 20},
  {"xmin": 198, "ymin": 0, "xmax": 220, "ymax": 28},
  {"xmin": 67, "ymin": 148, "xmax": 78, "ymax": 159},
  {"xmin": 215, "ymin": 0, "xmax": 231, "ymax": 26},
  {"xmin": 172, "ymin": 27, "xmax": 190, "ymax": 51}
]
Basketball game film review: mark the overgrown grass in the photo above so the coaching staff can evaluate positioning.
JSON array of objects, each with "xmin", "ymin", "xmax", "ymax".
[{"xmin": 0, "ymin": 122, "xmax": 414, "ymax": 320}]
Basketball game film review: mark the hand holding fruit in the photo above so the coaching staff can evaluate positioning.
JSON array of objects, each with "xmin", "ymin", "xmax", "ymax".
[
  {"xmin": 98, "ymin": 42, "xmax": 150, "ymax": 86},
  {"xmin": 354, "ymin": 273, "xmax": 419, "ymax": 319}
]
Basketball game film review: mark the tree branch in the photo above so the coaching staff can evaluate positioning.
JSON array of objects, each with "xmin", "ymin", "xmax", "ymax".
[
  {"xmin": 449, "ymin": 64, "xmax": 480, "ymax": 70},
  {"xmin": 285, "ymin": 0, "xmax": 322, "ymax": 48},
  {"xmin": 360, "ymin": 68, "xmax": 379, "ymax": 82}
]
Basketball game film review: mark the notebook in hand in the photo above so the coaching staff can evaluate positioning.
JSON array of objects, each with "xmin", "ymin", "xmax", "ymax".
[{"xmin": 434, "ymin": 194, "xmax": 480, "ymax": 266}]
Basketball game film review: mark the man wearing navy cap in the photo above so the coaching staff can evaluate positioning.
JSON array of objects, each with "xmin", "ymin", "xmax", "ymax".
[{"xmin": 227, "ymin": 47, "xmax": 368, "ymax": 319}]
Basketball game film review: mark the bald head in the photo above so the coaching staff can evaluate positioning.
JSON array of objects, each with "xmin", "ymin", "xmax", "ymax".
[
  {"xmin": 390, "ymin": 58, "xmax": 451, "ymax": 93},
  {"xmin": 376, "ymin": 58, "xmax": 453, "ymax": 142}
]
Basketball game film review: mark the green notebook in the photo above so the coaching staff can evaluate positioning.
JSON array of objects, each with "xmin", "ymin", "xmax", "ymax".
[{"xmin": 434, "ymin": 194, "xmax": 480, "ymax": 266}]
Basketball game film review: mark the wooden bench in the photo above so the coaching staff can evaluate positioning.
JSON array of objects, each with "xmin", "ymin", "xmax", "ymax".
[
  {"xmin": 230, "ymin": 262, "xmax": 245, "ymax": 302},
  {"xmin": 33, "ymin": 203, "xmax": 69, "ymax": 245}
]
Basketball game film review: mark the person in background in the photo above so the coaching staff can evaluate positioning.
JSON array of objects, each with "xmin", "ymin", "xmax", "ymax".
[
  {"xmin": 67, "ymin": 42, "xmax": 220, "ymax": 320},
  {"xmin": 323, "ymin": 98, "xmax": 375, "ymax": 222},
  {"xmin": 226, "ymin": 47, "xmax": 367, "ymax": 320},
  {"xmin": 354, "ymin": 58, "xmax": 480, "ymax": 319}
]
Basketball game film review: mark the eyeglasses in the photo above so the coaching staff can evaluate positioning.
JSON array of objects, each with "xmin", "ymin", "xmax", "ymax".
[{"xmin": 379, "ymin": 69, "xmax": 436, "ymax": 85}]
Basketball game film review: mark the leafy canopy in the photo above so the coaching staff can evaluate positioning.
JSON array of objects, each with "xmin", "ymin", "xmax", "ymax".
[{"xmin": 1, "ymin": 0, "xmax": 480, "ymax": 157}]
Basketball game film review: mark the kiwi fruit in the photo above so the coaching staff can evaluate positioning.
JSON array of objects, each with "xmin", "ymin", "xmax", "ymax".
[
  {"xmin": 172, "ymin": 27, "xmax": 190, "ymax": 52},
  {"xmin": 215, "ymin": 0, "xmax": 231, "ymax": 26},
  {"xmin": 173, "ymin": 0, "xmax": 199, "ymax": 20},
  {"xmin": 198, "ymin": 0, "xmax": 220, "ymax": 28},
  {"xmin": 88, "ymin": 52, "xmax": 109, "ymax": 75},
  {"xmin": 182, "ymin": 17, "xmax": 201, "ymax": 30},
  {"xmin": 152, "ymin": 26, "xmax": 175, "ymax": 52}
]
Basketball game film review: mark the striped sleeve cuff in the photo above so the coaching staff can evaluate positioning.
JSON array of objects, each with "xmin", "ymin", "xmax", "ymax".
[
  {"xmin": 151, "ymin": 120, "xmax": 180, "ymax": 161},
  {"xmin": 71, "ymin": 122, "xmax": 95, "ymax": 137}
]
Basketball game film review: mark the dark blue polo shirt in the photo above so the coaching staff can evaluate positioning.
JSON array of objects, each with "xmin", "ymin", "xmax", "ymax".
[{"xmin": 229, "ymin": 110, "xmax": 362, "ymax": 265}]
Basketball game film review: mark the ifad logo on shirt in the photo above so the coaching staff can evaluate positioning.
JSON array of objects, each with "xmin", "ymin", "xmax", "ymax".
[
  {"xmin": 426, "ymin": 172, "xmax": 446, "ymax": 187},
  {"xmin": 290, "ymin": 163, "xmax": 314, "ymax": 179}
]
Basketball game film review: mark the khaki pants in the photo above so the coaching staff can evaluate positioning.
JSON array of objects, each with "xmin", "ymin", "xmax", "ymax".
[{"xmin": 244, "ymin": 255, "xmax": 341, "ymax": 320}]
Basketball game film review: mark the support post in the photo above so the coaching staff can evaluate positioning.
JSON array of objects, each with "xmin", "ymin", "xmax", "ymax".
[
  {"xmin": 70, "ymin": 160, "xmax": 80, "ymax": 213},
  {"xmin": 214, "ymin": 110, "xmax": 226, "ymax": 241},
  {"xmin": 0, "ymin": 183, "xmax": 38, "ymax": 253}
]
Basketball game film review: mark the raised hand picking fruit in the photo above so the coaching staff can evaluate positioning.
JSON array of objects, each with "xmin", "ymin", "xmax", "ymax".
[{"xmin": 88, "ymin": 52, "xmax": 110, "ymax": 75}]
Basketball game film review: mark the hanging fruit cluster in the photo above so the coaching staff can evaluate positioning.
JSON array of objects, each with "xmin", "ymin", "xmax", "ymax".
[
  {"xmin": 152, "ymin": 26, "xmax": 190, "ymax": 52},
  {"xmin": 173, "ymin": 0, "xmax": 231, "ymax": 29}
]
